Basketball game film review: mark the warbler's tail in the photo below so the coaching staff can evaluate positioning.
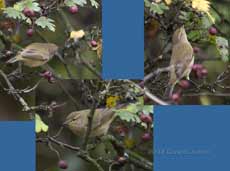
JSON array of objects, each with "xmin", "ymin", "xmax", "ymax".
[{"xmin": 6, "ymin": 57, "xmax": 19, "ymax": 64}]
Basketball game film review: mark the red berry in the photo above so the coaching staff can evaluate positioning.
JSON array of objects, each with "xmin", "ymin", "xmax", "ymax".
[
  {"xmin": 58, "ymin": 160, "xmax": 68, "ymax": 169},
  {"xmin": 69, "ymin": 5, "xmax": 78, "ymax": 14},
  {"xmin": 171, "ymin": 93, "xmax": 181, "ymax": 102},
  {"xmin": 141, "ymin": 133, "xmax": 151, "ymax": 141},
  {"xmin": 201, "ymin": 68, "xmax": 208, "ymax": 76},
  {"xmin": 208, "ymin": 27, "xmax": 217, "ymax": 35},
  {"xmin": 26, "ymin": 28, "xmax": 34, "ymax": 37},
  {"xmin": 23, "ymin": 7, "xmax": 35, "ymax": 17},
  {"xmin": 192, "ymin": 64, "xmax": 203, "ymax": 71},
  {"xmin": 140, "ymin": 113, "xmax": 152, "ymax": 124},
  {"xmin": 196, "ymin": 70, "xmax": 203, "ymax": 79},
  {"xmin": 90, "ymin": 40, "xmax": 98, "ymax": 47},
  {"xmin": 179, "ymin": 80, "xmax": 190, "ymax": 89},
  {"xmin": 193, "ymin": 47, "xmax": 200, "ymax": 53},
  {"xmin": 196, "ymin": 68, "xmax": 208, "ymax": 78}
]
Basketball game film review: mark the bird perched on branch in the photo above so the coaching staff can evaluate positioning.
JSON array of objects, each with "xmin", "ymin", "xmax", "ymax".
[
  {"xmin": 63, "ymin": 108, "xmax": 117, "ymax": 138},
  {"xmin": 7, "ymin": 43, "xmax": 58, "ymax": 67},
  {"xmin": 166, "ymin": 26, "xmax": 194, "ymax": 97}
]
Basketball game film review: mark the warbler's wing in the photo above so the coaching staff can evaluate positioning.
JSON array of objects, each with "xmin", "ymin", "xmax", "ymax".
[
  {"xmin": 35, "ymin": 43, "xmax": 58, "ymax": 56},
  {"xmin": 21, "ymin": 48, "xmax": 48, "ymax": 61},
  {"xmin": 21, "ymin": 43, "xmax": 57, "ymax": 61},
  {"xmin": 170, "ymin": 43, "xmax": 193, "ymax": 82},
  {"xmin": 92, "ymin": 108, "xmax": 115, "ymax": 130}
]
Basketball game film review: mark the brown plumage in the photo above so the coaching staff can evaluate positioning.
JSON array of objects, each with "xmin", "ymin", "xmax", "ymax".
[
  {"xmin": 7, "ymin": 43, "xmax": 58, "ymax": 67},
  {"xmin": 63, "ymin": 108, "xmax": 116, "ymax": 138},
  {"xmin": 166, "ymin": 26, "xmax": 194, "ymax": 96}
]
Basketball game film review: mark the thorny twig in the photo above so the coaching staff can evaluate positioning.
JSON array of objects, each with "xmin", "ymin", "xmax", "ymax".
[{"xmin": 0, "ymin": 69, "xmax": 34, "ymax": 119}]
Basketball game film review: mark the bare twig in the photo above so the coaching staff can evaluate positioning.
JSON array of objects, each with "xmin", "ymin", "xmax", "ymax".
[
  {"xmin": 75, "ymin": 51, "xmax": 102, "ymax": 79},
  {"xmin": 0, "ymin": 69, "xmax": 34, "ymax": 119},
  {"xmin": 37, "ymin": 136, "xmax": 105, "ymax": 171},
  {"xmin": 145, "ymin": 88, "xmax": 169, "ymax": 105},
  {"xmin": 83, "ymin": 101, "xmax": 97, "ymax": 149},
  {"xmin": 144, "ymin": 66, "xmax": 172, "ymax": 83}
]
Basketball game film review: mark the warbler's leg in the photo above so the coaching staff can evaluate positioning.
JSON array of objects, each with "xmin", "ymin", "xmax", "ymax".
[{"xmin": 164, "ymin": 83, "xmax": 176, "ymax": 98}]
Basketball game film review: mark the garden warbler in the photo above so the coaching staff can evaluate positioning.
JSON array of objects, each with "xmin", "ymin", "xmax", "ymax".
[
  {"xmin": 166, "ymin": 26, "xmax": 194, "ymax": 96},
  {"xmin": 7, "ymin": 43, "xmax": 58, "ymax": 67},
  {"xmin": 63, "ymin": 108, "xmax": 116, "ymax": 138}
]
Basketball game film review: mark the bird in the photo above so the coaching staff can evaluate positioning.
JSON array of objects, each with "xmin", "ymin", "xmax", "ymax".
[
  {"xmin": 166, "ymin": 26, "xmax": 194, "ymax": 97},
  {"xmin": 6, "ymin": 43, "xmax": 58, "ymax": 67},
  {"xmin": 63, "ymin": 108, "xmax": 117, "ymax": 138}
]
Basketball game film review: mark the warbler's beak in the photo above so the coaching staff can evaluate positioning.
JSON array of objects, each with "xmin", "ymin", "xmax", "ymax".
[{"xmin": 62, "ymin": 120, "xmax": 70, "ymax": 127}]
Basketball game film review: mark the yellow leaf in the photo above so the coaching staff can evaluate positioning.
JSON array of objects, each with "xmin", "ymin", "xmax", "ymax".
[
  {"xmin": 106, "ymin": 95, "xmax": 120, "ymax": 108},
  {"xmin": 192, "ymin": 0, "xmax": 210, "ymax": 13},
  {"xmin": 200, "ymin": 96, "xmax": 211, "ymax": 105},
  {"xmin": 124, "ymin": 138, "xmax": 135, "ymax": 149},
  {"xmin": 0, "ymin": 0, "xmax": 5, "ymax": 9},
  {"xmin": 35, "ymin": 114, "xmax": 49, "ymax": 133},
  {"xmin": 11, "ymin": 34, "xmax": 21, "ymax": 43},
  {"xmin": 70, "ymin": 30, "xmax": 85, "ymax": 40},
  {"xmin": 164, "ymin": 0, "xmax": 172, "ymax": 5}
]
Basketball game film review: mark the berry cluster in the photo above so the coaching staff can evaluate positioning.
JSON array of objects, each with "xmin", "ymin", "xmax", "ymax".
[
  {"xmin": 23, "ymin": 5, "xmax": 79, "ymax": 37},
  {"xmin": 140, "ymin": 113, "xmax": 152, "ymax": 142},
  {"xmin": 192, "ymin": 64, "xmax": 208, "ymax": 79},
  {"xmin": 23, "ymin": 8, "xmax": 36, "ymax": 37},
  {"xmin": 170, "ymin": 64, "xmax": 208, "ymax": 103}
]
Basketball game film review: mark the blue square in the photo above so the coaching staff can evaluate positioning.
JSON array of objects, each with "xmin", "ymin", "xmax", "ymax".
[
  {"xmin": 155, "ymin": 106, "xmax": 230, "ymax": 171},
  {"xmin": 0, "ymin": 122, "xmax": 35, "ymax": 171}
]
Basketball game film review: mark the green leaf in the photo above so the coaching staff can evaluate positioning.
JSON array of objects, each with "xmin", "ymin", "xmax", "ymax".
[
  {"xmin": 202, "ymin": 15, "xmax": 213, "ymax": 28},
  {"xmin": 187, "ymin": 30, "xmax": 201, "ymax": 41},
  {"xmin": 89, "ymin": 0, "xmax": 99, "ymax": 8},
  {"xmin": 115, "ymin": 110, "xmax": 141, "ymax": 123},
  {"xmin": 35, "ymin": 114, "xmax": 48, "ymax": 133},
  {"xmin": 142, "ymin": 105, "xmax": 154, "ymax": 115},
  {"xmin": 3, "ymin": 7, "xmax": 26, "ymax": 20},
  {"xmin": 149, "ymin": 2, "xmax": 169, "ymax": 15},
  {"xmin": 74, "ymin": 0, "xmax": 87, "ymax": 6},
  {"xmin": 65, "ymin": 0, "xmax": 87, "ymax": 7},
  {"xmin": 216, "ymin": 36, "xmax": 229, "ymax": 62},
  {"xmin": 144, "ymin": 0, "xmax": 151, "ymax": 7},
  {"xmin": 14, "ymin": 0, "xmax": 41, "ymax": 12},
  {"xmin": 35, "ymin": 17, "xmax": 56, "ymax": 32},
  {"xmin": 65, "ymin": 0, "xmax": 99, "ymax": 8},
  {"xmin": 64, "ymin": 0, "xmax": 76, "ymax": 7},
  {"xmin": 179, "ymin": 11, "xmax": 193, "ymax": 21}
]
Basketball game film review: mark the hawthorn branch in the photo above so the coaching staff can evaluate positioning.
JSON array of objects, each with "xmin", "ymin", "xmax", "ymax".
[
  {"xmin": 145, "ymin": 88, "xmax": 169, "ymax": 105},
  {"xmin": 75, "ymin": 51, "xmax": 102, "ymax": 79},
  {"xmin": 36, "ymin": 136, "xmax": 104, "ymax": 171},
  {"xmin": 0, "ymin": 69, "xmax": 34, "ymax": 119},
  {"xmin": 83, "ymin": 100, "xmax": 97, "ymax": 149},
  {"xmin": 102, "ymin": 135, "xmax": 153, "ymax": 171}
]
